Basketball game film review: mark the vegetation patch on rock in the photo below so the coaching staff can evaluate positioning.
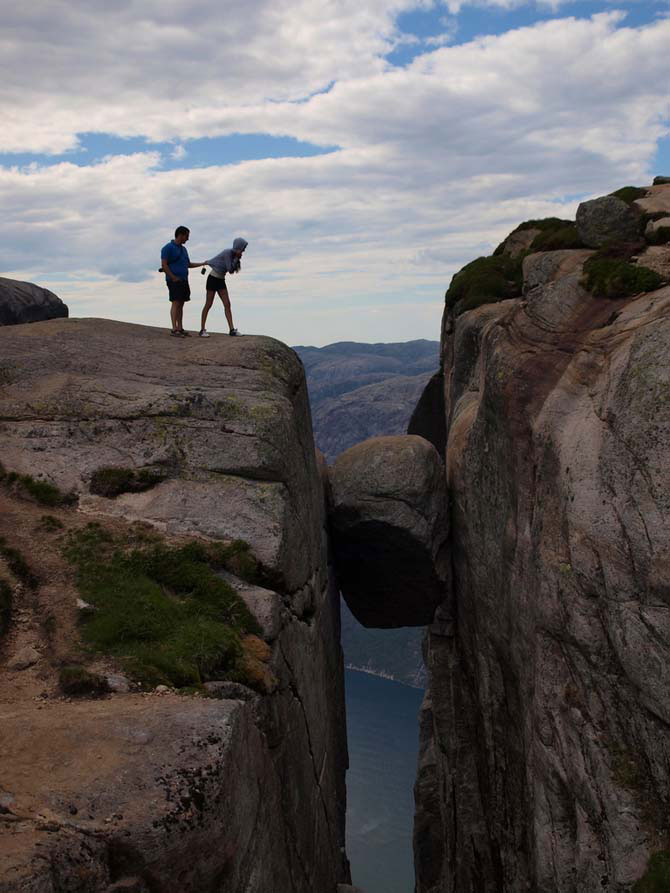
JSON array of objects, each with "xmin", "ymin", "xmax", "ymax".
[
  {"xmin": 646, "ymin": 227, "xmax": 670, "ymax": 246},
  {"xmin": 0, "ymin": 463, "xmax": 76, "ymax": 507},
  {"xmin": 528, "ymin": 223, "xmax": 584, "ymax": 252},
  {"xmin": 0, "ymin": 536, "xmax": 38, "ymax": 590},
  {"xmin": 445, "ymin": 254, "xmax": 523, "ymax": 316},
  {"xmin": 633, "ymin": 851, "xmax": 670, "ymax": 892},
  {"xmin": 59, "ymin": 665, "xmax": 109, "ymax": 696},
  {"xmin": 610, "ymin": 186, "xmax": 648, "ymax": 205},
  {"xmin": 581, "ymin": 242, "xmax": 663, "ymax": 299},
  {"xmin": 63, "ymin": 523, "xmax": 264, "ymax": 690},
  {"xmin": 89, "ymin": 466, "xmax": 165, "ymax": 498}
]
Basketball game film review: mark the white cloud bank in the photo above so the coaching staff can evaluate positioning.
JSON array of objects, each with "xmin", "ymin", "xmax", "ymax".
[{"xmin": 1, "ymin": 5, "xmax": 669, "ymax": 344}]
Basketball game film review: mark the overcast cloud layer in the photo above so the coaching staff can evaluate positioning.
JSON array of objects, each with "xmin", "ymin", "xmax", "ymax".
[{"xmin": 2, "ymin": 1, "xmax": 668, "ymax": 344}]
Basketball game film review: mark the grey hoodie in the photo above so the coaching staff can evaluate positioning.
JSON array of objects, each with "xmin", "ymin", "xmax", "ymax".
[{"xmin": 206, "ymin": 238, "xmax": 248, "ymax": 277}]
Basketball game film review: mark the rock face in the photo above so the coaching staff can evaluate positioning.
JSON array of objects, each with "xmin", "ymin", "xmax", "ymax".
[
  {"xmin": 0, "ymin": 276, "xmax": 68, "ymax": 326},
  {"xmin": 413, "ymin": 247, "xmax": 670, "ymax": 890},
  {"xmin": 0, "ymin": 319, "xmax": 349, "ymax": 892},
  {"xmin": 576, "ymin": 195, "xmax": 641, "ymax": 247},
  {"xmin": 329, "ymin": 435, "xmax": 449, "ymax": 628}
]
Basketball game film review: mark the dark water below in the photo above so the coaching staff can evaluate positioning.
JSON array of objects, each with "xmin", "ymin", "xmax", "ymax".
[{"xmin": 345, "ymin": 668, "xmax": 424, "ymax": 893}]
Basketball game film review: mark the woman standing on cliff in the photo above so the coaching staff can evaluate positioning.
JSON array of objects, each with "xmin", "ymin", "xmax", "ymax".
[{"xmin": 198, "ymin": 237, "xmax": 248, "ymax": 337}]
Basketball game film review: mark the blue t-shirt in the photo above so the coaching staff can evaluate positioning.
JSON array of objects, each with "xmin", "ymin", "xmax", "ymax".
[{"xmin": 161, "ymin": 241, "xmax": 190, "ymax": 280}]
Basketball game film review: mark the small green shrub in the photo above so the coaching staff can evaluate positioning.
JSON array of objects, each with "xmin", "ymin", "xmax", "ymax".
[
  {"xmin": 0, "ymin": 537, "xmax": 38, "ymax": 589},
  {"xmin": 89, "ymin": 466, "xmax": 165, "ymax": 498},
  {"xmin": 529, "ymin": 224, "xmax": 585, "ymax": 252},
  {"xmin": 0, "ymin": 467, "xmax": 75, "ymax": 507},
  {"xmin": 63, "ymin": 525, "xmax": 261, "ymax": 688},
  {"xmin": 0, "ymin": 578, "xmax": 12, "ymax": 636},
  {"xmin": 582, "ymin": 256, "xmax": 663, "ymax": 299},
  {"xmin": 38, "ymin": 515, "xmax": 64, "ymax": 532},
  {"xmin": 445, "ymin": 254, "xmax": 523, "ymax": 315},
  {"xmin": 493, "ymin": 217, "xmax": 574, "ymax": 255},
  {"xmin": 633, "ymin": 851, "xmax": 670, "ymax": 892},
  {"xmin": 59, "ymin": 665, "xmax": 109, "ymax": 696},
  {"xmin": 610, "ymin": 186, "xmax": 648, "ymax": 205}
]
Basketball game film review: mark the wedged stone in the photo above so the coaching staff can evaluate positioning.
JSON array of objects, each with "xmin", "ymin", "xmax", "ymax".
[
  {"xmin": 0, "ymin": 277, "xmax": 68, "ymax": 326},
  {"xmin": 329, "ymin": 435, "xmax": 449, "ymax": 627},
  {"xmin": 576, "ymin": 195, "xmax": 641, "ymax": 247}
]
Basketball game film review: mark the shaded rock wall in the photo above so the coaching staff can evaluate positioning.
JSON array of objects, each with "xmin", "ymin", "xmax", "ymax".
[
  {"xmin": 415, "ymin": 247, "xmax": 670, "ymax": 890},
  {"xmin": 0, "ymin": 319, "xmax": 349, "ymax": 892}
]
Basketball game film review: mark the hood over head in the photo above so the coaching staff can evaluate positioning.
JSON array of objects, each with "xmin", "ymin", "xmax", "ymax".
[{"xmin": 232, "ymin": 238, "xmax": 248, "ymax": 253}]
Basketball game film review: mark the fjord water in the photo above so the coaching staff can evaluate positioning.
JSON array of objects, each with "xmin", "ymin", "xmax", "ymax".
[{"xmin": 345, "ymin": 668, "xmax": 424, "ymax": 893}]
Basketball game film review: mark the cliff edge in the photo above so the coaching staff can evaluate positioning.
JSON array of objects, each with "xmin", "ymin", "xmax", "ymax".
[{"xmin": 0, "ymin": 319, "xmax": 349, "ymax": 892}]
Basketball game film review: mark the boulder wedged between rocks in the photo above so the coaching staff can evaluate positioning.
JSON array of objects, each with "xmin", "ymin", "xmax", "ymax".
[
  {"xmin": 329, "ymin": 434, "xmax": 449, "ymax": 628},
  {"xmin": 0, "ymin": 276, "xmax": 68, "ymax": 326}
]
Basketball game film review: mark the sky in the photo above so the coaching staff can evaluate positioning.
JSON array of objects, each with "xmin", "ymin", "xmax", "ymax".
[{"xmin": 1, "ymin": 0, "xmax": 669, "ymax": 346}]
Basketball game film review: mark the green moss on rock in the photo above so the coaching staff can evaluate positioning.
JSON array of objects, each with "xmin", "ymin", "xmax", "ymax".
[
  {"xmin": 89, "ymin": 466, "xmax": 165, "ymax": 498},
  {"xmin": 647, "ymin": 227, "xmax": 670, "ymax": 246},
  {"xmin": 633, "ymin": 852, "xmax": 670, "ymax": 892},
  {"xmin": 59, "ymin": 665, "xmax": 109, "ymax": 696},
  {"xmin": 610, "ymin": 186, "xmax": 648, "ymax": 205},
  {"xmin": 446, "ymin": 254, "xmax": 523, "ymax": 315},
  {"xmin": 528, "ymin": 224, "xmax": 584, "ymax": 252},
  {"xmin": 63, "ymin": 524, "xmax": 262, "ymax": 689},
  {"xmin": 582, "ymin": 252, "xmax": 663, "ymax": 299},
  {"xmin": 0, "ymin": 465, "xmax": 76, "ymax": 507}
]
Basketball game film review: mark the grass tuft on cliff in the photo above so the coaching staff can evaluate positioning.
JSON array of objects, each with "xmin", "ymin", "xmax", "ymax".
[
  {"xmin": 445, "ymin": 255, "xmax": 523, "ymax": 316},
  {"xmin": 633, "ymin": 851, "xmax": 670, "ymax": 892},
  {"xmin": 0, "ymin": 462, "xmax": 76, "ymax": 507},
  {"xmin": 581, "ymin": 243, "xmax": 663, "ymax": 298},
  {"xmin": 59, "ymin": 665, "xmax": 109, "ymax": 696},
  {"xmin": 63, "ymin": 523, "xmax": 263, "ymax": 689},
  {"xmin": 0, "ymin": 536, "xmax": 39, "ymax": 590},
  {"xmin": 528, "ymin": 224, "xmax": 584, "ymax": 252},
  {"xmin": 89, "ymin": 466, "xmax": 165, "ymax": 498},
  {"xmin": 610, "ymin": 186, "xmax": 648, "ymax": 205}
]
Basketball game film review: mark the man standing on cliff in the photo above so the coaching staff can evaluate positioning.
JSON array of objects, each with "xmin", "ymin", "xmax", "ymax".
[{"xmin": 160, "ymin": 226, "xmax": 205, "ymax": 337}]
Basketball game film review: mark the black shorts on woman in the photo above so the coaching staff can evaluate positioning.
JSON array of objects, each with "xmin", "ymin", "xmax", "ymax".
[{"xmin": 206, "ymin": 272, "xmax": 227, "ymax": 292}]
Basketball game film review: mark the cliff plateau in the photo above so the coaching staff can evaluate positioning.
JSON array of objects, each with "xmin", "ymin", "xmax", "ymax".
[{"xmin": 0, "ymin": 319, "xmax": 349, "ymax": 892}]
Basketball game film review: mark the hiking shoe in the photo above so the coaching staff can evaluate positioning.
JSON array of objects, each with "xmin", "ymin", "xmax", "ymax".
[
  {"xmin": 178, "ymin": 330, "xmax": 190, "ymax": 337},
  {"xmin": 199, "ymin": 329, "xmax": 210, "ymax": 338},
  {"xmin": 229, "ymin": 328, "xmax": 239, "ymax": 336},
  {"xmin": 170, "ymin": 329, "xmax": 181, "ymax": 337}
]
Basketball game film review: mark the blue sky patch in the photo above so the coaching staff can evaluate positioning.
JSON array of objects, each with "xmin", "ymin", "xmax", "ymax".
[{"xmin": 0, "ymin": 132, "xmax": 338, "ymax": 171}]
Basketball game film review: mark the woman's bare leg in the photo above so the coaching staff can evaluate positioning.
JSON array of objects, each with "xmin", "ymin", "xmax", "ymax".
[
  {"xmin": 201, "ymin": 291, "xmax": 215, "ymax": 331},
  {"xmin": 218, "ymin": 287, "xmax": 234, "ymax": 331}
]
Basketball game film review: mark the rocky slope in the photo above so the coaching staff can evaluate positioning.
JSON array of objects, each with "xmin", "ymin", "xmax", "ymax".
[
  {"xmin": 330, "ymin": 182, "xmax": 670, "ymax": 891},
  {"xmin": 0, "ymin": 320, "xmax": 349, "ymax": 892}
]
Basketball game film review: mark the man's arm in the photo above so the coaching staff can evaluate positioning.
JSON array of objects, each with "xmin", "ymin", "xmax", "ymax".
[
  {"xmin": 188, "ymin": 261, "xmax": 205, "ymax": 268},
  {"xmin": 161, "ymin": 257, "xmax": 180, "ymax": 281}
]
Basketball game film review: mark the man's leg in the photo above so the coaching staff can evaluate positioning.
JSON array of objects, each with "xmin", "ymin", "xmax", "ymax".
[
  {"xmin": 219, "ymin": 287, "xmax": 234, "ymax": 331},
  {"xmin": 170, "ymin": 299, "xmax": 180, "ymax": 332},
  {"xmin": 175, "ymin": 300, "xmax": 185, "ymax": 332}
]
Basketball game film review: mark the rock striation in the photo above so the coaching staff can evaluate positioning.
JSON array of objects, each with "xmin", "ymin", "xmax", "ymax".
[
  {"xmin": 0, "ymin": 276, "xmax": 68, "ymax": 326},
  {"xmin": 412, "ymin": 182, "xmax": 670, "ymax": 892},
  {"xmin": 0, "ymin": 319, "xmax": 349, "ymax": 892}
]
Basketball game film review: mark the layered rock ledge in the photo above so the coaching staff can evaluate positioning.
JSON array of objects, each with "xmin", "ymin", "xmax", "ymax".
[{"xmin": 0, "ymin": 319, "xmax": 349, "ymax": 892}]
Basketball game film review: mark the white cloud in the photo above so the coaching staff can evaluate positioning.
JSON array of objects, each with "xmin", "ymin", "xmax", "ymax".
[{"xmin": 1, "ymin": 8, "xmax": 669, "ymax": 345}]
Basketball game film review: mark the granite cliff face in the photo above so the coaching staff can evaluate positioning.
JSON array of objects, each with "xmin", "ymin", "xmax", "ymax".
[
  {"xmin": 330, "ymin": 183, "xmax": 670, "ymax": 890},
  {"xmin": 0, "ymin": 320, "xmax": 349, "ymax": 892}
]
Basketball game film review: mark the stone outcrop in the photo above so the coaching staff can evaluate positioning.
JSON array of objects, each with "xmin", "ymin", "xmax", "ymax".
[
  {"xmin": 0, "ymin": 276, "xmax": 68, "ymax": 326},
  {"xmin": 412, "ymin": 193, "xmax": 670, "ymax": 890},
  {"xmin": 0, "ymin": 319, "xmax": 349, "ymax": 892},
  {"xmin": 576, "ymin": 194, "xmax": 641, "ymax": 247},
  {"xmin": 329, "ymin": 435, "xmax": 449, "ymax": 628}
]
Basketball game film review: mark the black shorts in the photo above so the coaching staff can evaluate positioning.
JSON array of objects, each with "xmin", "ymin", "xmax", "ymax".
[
  {"xmin": 167, "ymin": 279, "xmax": 191, "ymax": 302},
  {"xmin": 206, "ymin": 273, "xmax": 227, "ymax": 292}
]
